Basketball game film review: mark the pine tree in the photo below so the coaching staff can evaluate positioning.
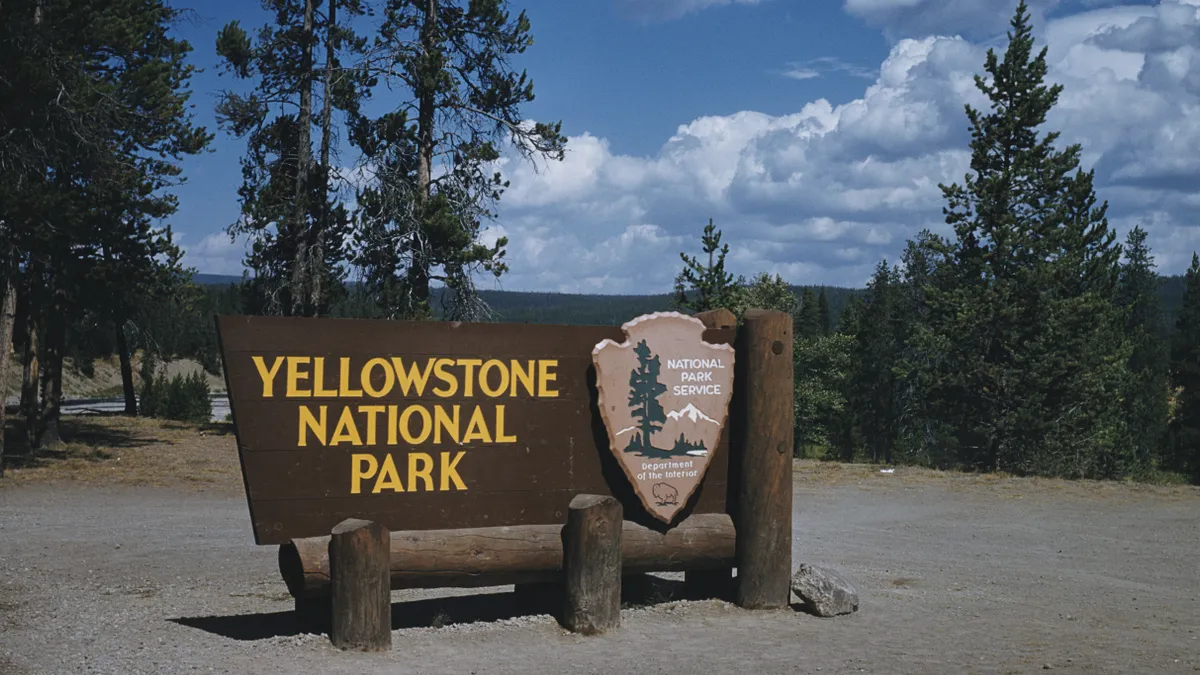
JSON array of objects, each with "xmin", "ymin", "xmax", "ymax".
[
  {"xmin": 817, "ymin": 288, "xmax": 831, "ymax": 336},
  {"xmin": 924, "ymin": 1, "xmax": 1131, "ymax": 477},
  {"xmin": 796, "ymin": 288, "xmax": 821, "ymax": 340},
  {"xmin": 352, "ymin": 0, "xmax": 566, "ymax": 320},
  {"xmin": 1116, "ymin": 227, "xmax": 1169, "ymax": 469},
  {"xmin": 850, "ymin": 261, "xmax": 902, "ymax": 464},
  {"xmin": 674, "ymin": 219, "xmax": 743, "ymax": 313},
  {"xmin": 732, "ymin": 273, "xmax": 798, "ymax": 320},
  {"xmin": 1170, "ymin": 253, "xmax": 1200, "ymax": 479},
  {"xmin": 628, "ymin": 340, "xmax": 667, "ymax": 452},
  {"xmin": 1, "ymin": 0, "xmax": 209, "ymax": 447},
  {"xmin": 892, "ymin": 231, "xmax": 949, "ymax": 466},
  {"xmin": 215, "ymin": 0, "xmax": 370, "ymax": 317}
]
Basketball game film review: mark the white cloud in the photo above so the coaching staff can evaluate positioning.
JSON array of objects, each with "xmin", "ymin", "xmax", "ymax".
[
  {"xmin": 182, "ymin": 232, "xmax": 246, "ymax": 276},
  {"xmin": 780, "ymin": 57, "xmax": 877, "ymax": 82},
  {"xmin": 614, "ymin": 0, "xmax": 764, "ymax": 22},
  {"xmin": 477, "ymin": 1, "xmax": 1200, "ymax": 292},
  {"xmin": 842, "ymin": 0, "xmax": 1141, "ymax": 39},
  {"xmin": 782, "ymin": 67, "xmax": 821, "ymax": 80}
]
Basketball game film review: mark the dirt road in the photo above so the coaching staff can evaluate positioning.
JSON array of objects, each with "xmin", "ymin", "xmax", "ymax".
[{"xmin": 1, "ymin": 460, "xmax": 1197, "ymax": 674}]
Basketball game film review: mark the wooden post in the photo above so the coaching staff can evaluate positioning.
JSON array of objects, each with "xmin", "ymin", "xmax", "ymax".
[
  {"xmin": 733, "ymin": 309, "xmax": 794, "ymax": 609},
  {"xmin": 562, "ymin": 494, "xmax": 622, "ymax": 634},
  {"xmin": 329, "ymin": 518, "xmax": 391, "ymax": 651},
  {"xmin": 691, "ymin": 307, "xmax": 738, "ymax": 600}
]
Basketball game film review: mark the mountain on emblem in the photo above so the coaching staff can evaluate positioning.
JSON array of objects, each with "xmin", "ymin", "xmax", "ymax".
[
  {"xmin": 592, "ymin": 312, "xmax": 735, "ymax": 524},
  {"xmin": 667, "ymin": 403, "xmax": 719, "ymax": 425}
]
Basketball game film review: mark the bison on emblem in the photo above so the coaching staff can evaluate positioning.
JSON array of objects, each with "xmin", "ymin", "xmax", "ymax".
[{"xmin": 652, "ymin": 482, "xmax": 679, "ymax": 506}]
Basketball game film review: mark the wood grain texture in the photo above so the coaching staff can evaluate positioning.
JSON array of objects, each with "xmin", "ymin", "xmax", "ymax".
[
  {"xmin": 329, "ymin": 519, "xmax": 391, "ymax": 651},
  {"xmin": 732, "ymin": 309, "xmax": 794, "ymax": 610},
  {"xmin": 562, "ymin": 495, "xmax": 622, "ymax": 635},
  {"xmin": 279, "ymin": 513, "xmax": 736, "ymax": 599}
]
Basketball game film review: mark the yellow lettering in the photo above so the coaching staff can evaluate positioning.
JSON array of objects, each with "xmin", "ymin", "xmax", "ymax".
[
  {"xmin": 441, "ymin": 451, "xmax": 467, "ymax": 491},
  {"xmin": 538, "ymin": 360, "xmax": 559, "ymax": 398},
  {"xmin": 392, "ymin": 358, "xmax": 436, "ymax": 397},
  {"xmin": 361, "ymin": 405, "xmax": 385, "ymax": 445},
  {"xmin": 372, "ymin": 454, "xmax": 405, "ymax": 493},
  {"xmin": 251, "ymin": 356, "xmax": 285, "ymax": 397},
  {"xmin": 462, "ymin": 406, "xmax": 493, "ymax": 444},
  {"xmin": 330, "ymin": 407, "xmax": 363, "ymax": 446},
  {"xmin": 298, "ymin": 405, "xmax": 327, "ymax": 447},
  {"xmin": 408, "ymin": 452, "xmax": 434, "ymax": 491},
  {"xmin": 456, "ymin": 358, "xmax": 483, "ymax": 397},
  {"xmin": 339, "ymin": 357, "xmax": 363, "ymax": 397},
  {"xmin": 432, "ymin": 358, "xmax": 458, "ymax": 397},
  {"xmin": 434, "ymin": 405, "xmax": 460, "ymax": 444},
  {"xmin": 350, "ymin": 454, "xmax": 378, "ymax": 494},
  {"xmin": 510, "ymin": 360, "xmax": 535, "ymax": 397},
  {"xmin": 387, "ymin": 405, "xmax": 398, "ymax": 445},
  {"xmin": 479, "ymin": 359, "xmax": 508, "ymax": 398},
  {"xmin": 361, "ymin": 358, "xmax": 395, "ymax": 398},
  {"xmin": 311, "ymin": 358, "xmax": 338, "ymax": 397},
  {"xmin": 286, "ymin": 356, "xmax": 312, "ymax": 397},
  {"xmin": 400, "ymin": 405, "xmax": 432, "ymax": 445},
  {"xmin": 494, "ymin": 405, "xmax": 516, "ymax": 443}
]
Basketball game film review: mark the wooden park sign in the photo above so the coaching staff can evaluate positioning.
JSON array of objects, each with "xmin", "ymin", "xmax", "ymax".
[
  {"xmin": 216, "ymin": 308, "xmax": 794, "ymax": 641},
  {"xmin": 593, "ymin": 312, "xmax": 734, "ymax": 523}
]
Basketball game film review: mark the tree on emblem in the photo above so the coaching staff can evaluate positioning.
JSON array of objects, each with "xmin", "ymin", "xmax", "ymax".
[{"xmin": 627, "ymin": 340, "xmax": 667, "ymax": 453}]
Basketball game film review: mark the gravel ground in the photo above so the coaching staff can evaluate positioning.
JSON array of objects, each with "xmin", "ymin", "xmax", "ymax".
[{"xmin": 1, "ymin": 467, "xmax": 1198, "ymax": 674}]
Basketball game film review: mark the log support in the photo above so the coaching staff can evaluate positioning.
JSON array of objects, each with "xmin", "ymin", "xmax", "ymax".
[
  {"xmin": 329, "ymin": 518, "xmax": 391, "ymax": 652},
  {"xmin": 562, "ymin": 494, "xmax": 622, "ymax": 635},
  {"xmin": 733, "ymin": 309, "xmax": 794, "ymax": 609},
  {"xmin": 280, "ymin": 513, "xmax": 735, "ymax": 599}
]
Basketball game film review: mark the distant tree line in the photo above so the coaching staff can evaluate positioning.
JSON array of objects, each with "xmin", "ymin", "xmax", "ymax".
[{"xmin": 671, "ymin": 4, "xmax": 1200, "ymax": 483}]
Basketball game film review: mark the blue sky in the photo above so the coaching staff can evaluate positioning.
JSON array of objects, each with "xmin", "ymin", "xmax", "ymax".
[{"xmin": 172, "ymin": 0, "xmax": 1200, "ymax": 292}]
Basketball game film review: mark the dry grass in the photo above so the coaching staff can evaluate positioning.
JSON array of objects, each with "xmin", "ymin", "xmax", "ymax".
[
  {"xmin": 793, "ymin": 458, "xmax": 1200, "ymax": 501},
  {"xmin": 2, "ymin": 414, "xmax": 242, "ymax": 493}
]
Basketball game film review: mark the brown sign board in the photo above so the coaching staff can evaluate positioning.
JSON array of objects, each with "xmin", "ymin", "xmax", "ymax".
[
  {"xmin": 215, "ymin": 315, "xmax": 736, "ymax": 545},
  {"xmin": 593, "ymin": 312, "xmax": 734, "ymax": 524}
]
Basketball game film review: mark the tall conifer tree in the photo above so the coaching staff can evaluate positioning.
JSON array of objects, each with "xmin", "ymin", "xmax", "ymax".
[
  {"xmin": 924, "ymin": 1, "xmax": 1131, "ymax": 477},
  {"xmin": 1116, "ymin": 226, "xmax": 1169, "ymax": 468},
  {"xmin": 1170, "ymin": 253, "xmax": 1200, "ymax": 478}
]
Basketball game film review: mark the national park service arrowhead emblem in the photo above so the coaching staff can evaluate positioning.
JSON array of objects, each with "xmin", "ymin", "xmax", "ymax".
[{"xmin": 592, "ymin": 312, "xmax": 735, "ymax": 524}]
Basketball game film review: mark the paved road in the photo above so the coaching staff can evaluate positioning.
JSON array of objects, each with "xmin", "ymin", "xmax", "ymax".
[{"xmin": 58, "ymin": 394, "xmax": 231, "ymax": 422}]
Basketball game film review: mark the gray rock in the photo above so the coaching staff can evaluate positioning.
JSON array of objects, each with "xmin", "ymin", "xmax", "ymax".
[{"xmin": 791, "ymin": 564, "xmax": 859, "ymax": 617}]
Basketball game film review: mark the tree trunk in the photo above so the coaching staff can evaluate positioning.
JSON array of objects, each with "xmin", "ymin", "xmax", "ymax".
[
  {"xmin": 20, "ymin": 283, "xmax": 39, "ymax": 448},
  {"xmin": 115, "ymin": 318, "xmax": 136, "ymax": 415},
  {"xmin": 289, "ymin": 0, "xmax": 317, "ymax": 318},
  {"xmin": 0, "ymin": 272, "xmax": 17, "ymax": 474},
  {"xmin": 408, "ymin": 0, "xmax": 437, "ymax": 317},
  {"xmin": 36, "ymin": 284, "xmax": 66, "ymax": 448},
  {"xmin": 311, "ymin": 0, "xmax": 337, "ymax": 319}
]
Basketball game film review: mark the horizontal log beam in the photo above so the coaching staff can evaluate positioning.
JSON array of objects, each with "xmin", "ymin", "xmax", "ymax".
[{"xmin": 279, "ymin": 513, "xmax": 736, "ymax": 599}]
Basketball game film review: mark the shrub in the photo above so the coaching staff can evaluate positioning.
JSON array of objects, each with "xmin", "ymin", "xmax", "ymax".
[{"xmin": 138, "ymin": 354, "xmax": 211, "ymax": 424}]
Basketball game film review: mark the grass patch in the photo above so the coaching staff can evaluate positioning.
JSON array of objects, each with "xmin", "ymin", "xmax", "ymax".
[{"xmin": 1, "ymin": 414, "xmax": 241, "ymax": 493}]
